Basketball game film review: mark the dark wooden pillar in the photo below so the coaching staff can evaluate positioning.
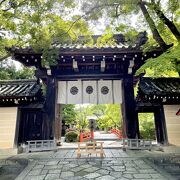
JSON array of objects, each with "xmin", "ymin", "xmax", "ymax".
[
  {"xmin": 55, "ymin": 104, "xmax": 60, "ymax": 141},
  {"xmin": 54, "ymin": 104, "xmax": 63, "ymax": 143},
  {"xmin": 45, "ymin": 77, "xmax": 56, "ymax": 139},
  {"xmin": 154, "ymin": 106, "xmax": 168, "ymax": 145},
  {"xmin": 122, "ymin": 76, "xmax": 138, "ymax": 138},
  {"xmin": 54, "ymin": 80, "xmax": 63, "ymax": 143},
  {"xmin": 135, "ymin": 112, "xmax": 140, "ymax": 139}
]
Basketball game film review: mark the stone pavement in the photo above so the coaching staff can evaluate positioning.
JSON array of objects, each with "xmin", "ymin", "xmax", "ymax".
[
  {"xmin": 13, "ymin": 149, "xmax": 177, "ymax": 180},
  {"xmin": 94, "ymin": 131, "xmax": 119, "ymax": 141},
  {"xmin": 0, "ymin": 158, "xmax": 28, "ymax": 180},
  {"xmin": 59, "ymin": 131, "xmax": 122, "ymax": 149}
]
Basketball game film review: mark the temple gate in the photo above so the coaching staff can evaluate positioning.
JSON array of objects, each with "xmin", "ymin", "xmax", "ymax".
[{"xmin": 8, "ymin": 34, "xmax": 165, "ymax": 144}]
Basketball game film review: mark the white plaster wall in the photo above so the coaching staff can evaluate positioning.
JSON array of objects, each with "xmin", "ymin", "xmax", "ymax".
[
  {"xmin": 164, "ymin": 105, "xmax": 180, "ymax": 146},
  {"xmin": 0, "ymin": 107, "xmax": 17, "ymax": 149}
]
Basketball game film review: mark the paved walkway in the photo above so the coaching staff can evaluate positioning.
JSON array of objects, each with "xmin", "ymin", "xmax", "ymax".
[
  {"xmin": 13, "ymin": 149, "xmax": 177, "ymax": 180},
  {"xmin": 94, "ymin": 131, "xmax": 119, "ymax": 141},
  {"xmin": 1, "ymin": 131, "xmax": 179, "ymax": 180},
  {"xmin": 60, "ymin": 140, "xmax": 122, "ymax": 149},
  {"xmin": 60, "ymin": 131, "xmax": 122, "ymax": 149}
]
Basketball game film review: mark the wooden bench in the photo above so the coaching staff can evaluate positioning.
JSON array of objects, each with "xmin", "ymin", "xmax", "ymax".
[
  {"xmin": 26, "ymin": 140, "xmax": 57, "ymax": 152},
  {"xmin": 77, "ymin": 141, "xmax": 104, "ymax": 158},
  {"xmin": 122, "ymin": 138, "xmax": 152, "ymax": 151}
]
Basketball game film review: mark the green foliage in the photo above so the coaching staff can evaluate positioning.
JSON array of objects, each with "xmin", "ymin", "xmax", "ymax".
[
  {"xmin": 14, "ymin": 67, "xmax": 35, "ymax": 79},
  {"xmin": 136, "ymin": 44, "xmax": 180, "ymax": 77},
  {"xmin": 62, "ymin": 105, "xmax": 77, "ymax": 126},
  {"xmin": 115, "ymin": 23, "xmax": 139, "ymax": 45},
  {"xmin": 0, "ymin": 0, "xmax": 92, "ymax": 66},
  {"xmin": 142, "ymin": 35, "xmax": 160, "ymax": 52},
  {"xmin": 82, "ymin": 0, "xmax": 139, "ymax": 20},
  {"xmin": 0, "ymin": 0, "xmax": 179, "ymax": 78},
  {"xmin": 0, "ymin": 60, "xmax": 35, "ymax": 80},
  {"xmin": 96, "ymin": 31, "xmax": 116, "ymax": 47},
  {"xmin": 74, "ymin": 104, "xmax": 122, "ymax": 132},
  {"xmin": 91, "ymin": 104, "xmax": 122, "ymax": 130},
  {"xmin": 138, "ymin": 113, "xmax": 156, "ymax": 140},
  {"xmin": 42, "ymin": 48, "xmax": 59, "ymax": 66},
  {"xmin": 157, "ymin": 21, "xmax": 179, "ymax": 45},
  {"xmin": 75, "ymin": 105, "xmax": 90, "ymax": 132},
  {"xmin": 167, "ymin": 0, "xmax": 180, "ymax": 14},
  {"xmin": 90, "ymin": 104, "xmax": 106, "ymax": 117},
  {"xmin": 81, "ymin": 0, "xmax": 180, "ymax": 76},
  {"xmin": 65, "ymin": 131, "xmax": 78, "ymax": 142}
]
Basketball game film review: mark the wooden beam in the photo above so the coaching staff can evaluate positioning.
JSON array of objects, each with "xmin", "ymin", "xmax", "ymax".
[
  {"xmin": 47, "ymin": 69, "xmax": 52, "ymax": 76},
  {"xmin": 73, "ymin": 60, "xmax": 79, "ymax": 72},
  {"xmin": 128, "ymin": 68, "xmax": 132, "ymax": 74},
  {"xmin": 101, "ymin": 60, "xmax": 105, "ymax": 72}
]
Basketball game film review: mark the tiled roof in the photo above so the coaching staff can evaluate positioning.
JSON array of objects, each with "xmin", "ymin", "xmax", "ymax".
[
  {"xmin": 0, "ymin": 80, "xmax": 41, "ymax": 98},
  {"xmin": 137, "ymin": 77, "xmax": 180, "ymax": 103},
  {"xmin": 6, "ymin": 32, "xmax": 150, "ymax": 54},
  {"xmin": 7, "ymin": 44, "xmax": 141, "ymax": 54},
  {"xmin": 0, "ymin": 79, "xmax": 44, "ymax": 107}
]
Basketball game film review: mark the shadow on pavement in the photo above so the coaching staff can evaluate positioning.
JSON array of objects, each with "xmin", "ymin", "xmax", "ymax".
[{"xmin": 0, "ymin": 158, "xmax": 28, "ymax": 180}]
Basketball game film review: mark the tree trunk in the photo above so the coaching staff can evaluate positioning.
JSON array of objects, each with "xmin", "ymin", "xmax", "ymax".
[
  {"xmin": 153, "ymin": 4, "xmax": 180, "ymax": 42},
  {"xmin": 139, "ymin": 1, "xmax": 168, "ymax": 50}
]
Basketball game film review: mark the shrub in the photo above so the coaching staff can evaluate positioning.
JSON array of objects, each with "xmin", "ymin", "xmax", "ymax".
[
  {"xmin": 140, "ymin": 120, "xmax": 156, "ymax": 139},
  {"xmin": 65, "ymin": 128, "xmax": 76, "ymax": 133},
  {"xmin": 65, "ymin": 131, "xmax": 78, "ymax": 142}
]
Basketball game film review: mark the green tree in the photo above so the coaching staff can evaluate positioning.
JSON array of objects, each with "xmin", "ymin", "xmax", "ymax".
[
  {"xmin": 62, "ymin": 104, "xmax": 77, "ymax": 127},
  {"xmin": 138, "ymin": 113, "xmax": 156, "ymax": 139},
  {"xmin": 0, "ymin": 0, "xmax": 92, "ymax": 66},
  {"xmin": 81, "ymin": 0, "xmax": 179, "ymax": 45},
  {"xmin": 91, "ymin": 104, "xmax": 122, "ymax": 130},
  {"xmin": 0, "ymin": 60, "xmax": 34, "ymax": 79},
  {"xmin": 79, "ymin": 0, "xmax": 180, "ymax": 76},
  {"xmin": 1, "ymin": 0, "xmax": 180, "ymax": 76},
  {"xmin": 75, "ymin": 105, "xmax": 91, "ymax": 132},
  {"xmin": 136, "ymin": 44, "xmax": 180, "ymax": 77}
]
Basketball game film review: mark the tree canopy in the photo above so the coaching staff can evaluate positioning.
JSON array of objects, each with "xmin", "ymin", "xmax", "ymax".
[
  {"xmin": 73, "ymin": 104, "xmax": 122, "ymax": 131},
  {"xmin": 90, "ymin": 104, "xmax": 122, "ymax": 130},
  {"xmin": 79, "ymin": 0, "xmax": 180, "ymax": 76},
  {"xmin": 0, "ymin": 60, "xmax": 34, "ymax": 79},
  {"xmin": 0, "ymin": 0, "xmax": 179, "ymax": 77},
  {"xmin": 0, "ymin": 0, "xmax": 92, "ymax": 66}
]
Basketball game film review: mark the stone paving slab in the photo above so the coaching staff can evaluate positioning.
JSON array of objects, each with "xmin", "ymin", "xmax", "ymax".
[
  {"xmin": 0, "ymin": 148, "xmax": 174, "ymax": 180},
  {"xmin": 15, "ymin": 156, "xmax": 175, "ymax": 180}
]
